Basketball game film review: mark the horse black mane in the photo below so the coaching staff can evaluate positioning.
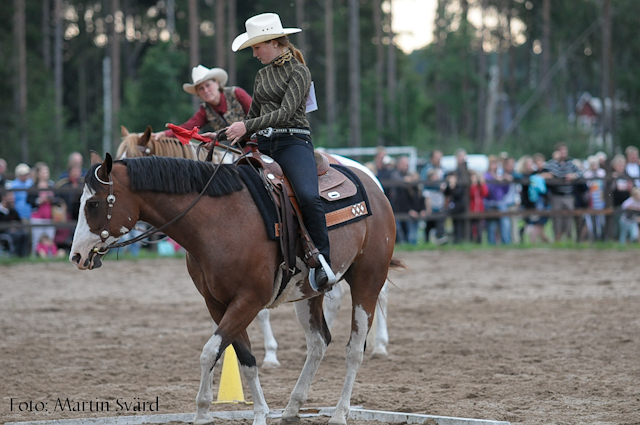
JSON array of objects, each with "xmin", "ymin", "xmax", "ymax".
[{"xmin": 85, "ymin": 157, "xmax": 244, "ymax": 197}]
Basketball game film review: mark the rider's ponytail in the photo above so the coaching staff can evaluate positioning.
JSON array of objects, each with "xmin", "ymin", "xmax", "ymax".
[{"xmin": 274, "ymin": 36, "xmax": 305, "ymax": 65}]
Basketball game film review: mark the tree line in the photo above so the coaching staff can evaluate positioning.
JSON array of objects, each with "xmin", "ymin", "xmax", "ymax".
[{"xmin": 1, "ymin": 0, "xmax": 638, "ymax": 175}]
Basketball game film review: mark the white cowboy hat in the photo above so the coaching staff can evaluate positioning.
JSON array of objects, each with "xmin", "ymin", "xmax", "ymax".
[
  {"xmin": 182, "ymin": 65, "xmax": 229, "ymax": 95},
  {"xmin": 232, "ymin": 13, "xmax": 301, "ymax": 52}
]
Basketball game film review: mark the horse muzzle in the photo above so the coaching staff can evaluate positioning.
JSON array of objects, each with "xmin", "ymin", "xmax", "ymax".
[{"xmin": 70, "ymin": 243, "xmax": 109, "ymax": 270}]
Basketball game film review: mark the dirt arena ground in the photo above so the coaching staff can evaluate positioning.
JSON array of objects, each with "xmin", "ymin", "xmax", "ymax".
[{"xmin": 1, "ymin": 249, "xmax": 639, "ymax": 425}]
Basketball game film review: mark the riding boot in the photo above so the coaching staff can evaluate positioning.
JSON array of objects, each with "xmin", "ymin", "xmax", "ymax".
[{"xmin": 309, "ymin": 254, "xmax": 336, "ymax": 292}]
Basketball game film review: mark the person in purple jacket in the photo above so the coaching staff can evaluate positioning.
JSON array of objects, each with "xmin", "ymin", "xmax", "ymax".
[{"xmin": 483, "ymin": 155, "xmax": 512, "ymax": 245}]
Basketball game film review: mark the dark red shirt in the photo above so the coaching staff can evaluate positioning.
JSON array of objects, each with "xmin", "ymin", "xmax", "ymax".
[{"xmin": 164, "ymin": 87, "xmax": 252, "ymax": 137}]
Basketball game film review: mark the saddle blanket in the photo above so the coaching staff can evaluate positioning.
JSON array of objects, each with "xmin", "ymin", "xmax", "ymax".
[{"xmin": 237, "ymin": 164, "xmax": 372, "ymax": 241}]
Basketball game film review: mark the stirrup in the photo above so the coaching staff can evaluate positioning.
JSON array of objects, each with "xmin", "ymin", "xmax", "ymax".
[{"xmin": 309, "ymin": 254, "xmax": 337, "ymax": 291}]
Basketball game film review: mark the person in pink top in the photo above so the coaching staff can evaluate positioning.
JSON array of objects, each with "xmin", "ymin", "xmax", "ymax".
[{"xmin": 151, "ymin": 65, "xmax": 252, "ymax": 140}]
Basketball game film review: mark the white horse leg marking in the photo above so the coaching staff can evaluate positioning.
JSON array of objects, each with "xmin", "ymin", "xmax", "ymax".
[
  {"xmin": 256, "ymin": 309, "xmax": 280, "ymax": 368},
  {"xmin": 240, "ymin": 364, "xmax": 269, "ymax": 425},
  {"xmin": 282, "ymin": 300, "xmax": 328, "ymax": 423},
  {"xmin": 329, "ymin": 305, "xmax": 369, "ymax": 425},
  {"xmin": 323, "ymin": 281, "xmax": 345, "ymax": 330},
  {"xmin": 194, "ymin": 333, "xmax": 222, "ymax": 425},
  {"xmin": 371, "ymin": 281, "xmax": 389, "ymax": 357}
]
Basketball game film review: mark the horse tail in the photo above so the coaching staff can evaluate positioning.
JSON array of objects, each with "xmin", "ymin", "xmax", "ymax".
[{"xmin": 389, "ymin": 258, "xmax": 407, "ymax": 271}]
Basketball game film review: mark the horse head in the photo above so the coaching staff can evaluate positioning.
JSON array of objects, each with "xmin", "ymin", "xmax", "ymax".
[
  {"xmin": 69, "ymin": 151, "xmax": 139, "ymax": 270},
  {"xmin": 116, "ymin": 126, "xmax": 154, "ymax": 159}
]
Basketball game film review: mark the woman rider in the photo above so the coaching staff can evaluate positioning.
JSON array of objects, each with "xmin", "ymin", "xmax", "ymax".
[
  {"xmin": 225, "ymin": 13, "xmax": 336, "ymax": 290},
  {"xmin": 151, "ymin": 65, "xmax": 252, "ymax": 140}
]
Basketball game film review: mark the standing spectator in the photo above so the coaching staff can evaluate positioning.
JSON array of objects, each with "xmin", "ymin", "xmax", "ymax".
[
  {"xmin": 619, "ymin": 187, "xmax": 640, "ymax": 244},
  {"xmin": 27, "ymin": 162, "xmax": 63, "ymax": 255},
  {"xmin": 609, "ymin": 154, "xmax": 633, "ymax": 239},
  {"xmin": 518, "ymin": 155, "xmax": 549, "ymax": 243},
  {"xmin": 0, "ymin": 158, "xmax": 7, "ymax": 188},
  {"xmin": 420, "ymin": 149, "xmax": 444, "ymax": 182},
  {"xmin": 55, "ymin": 164, "xmax": 84, "ymax": 251},
  {"xmin": 582, "ymin": 155, "xmax": 606, "ymax": 241},
  {"xmin": 444, "ymin": 172, "xmax": 467, "ymax": 243},
  {"xmin": 422, "ymin": 169, "xmax": 447, "ymax": 244},
  {"xmin": 8, "ymin": 163, "xmax": 33, "ymax": 221},
  {"xmin": 468, "ymin": 170, "xmax": 488, "ymax": 243},
  {"xmin": 541, "ymin": 142, "xmax": 582, "ymax": 242},
  {"xmin": 58, "ymin": 152, "xmax": 87, "ymax": 180},
  {"xmin": 0, "ymin": 191, "xmax": 29, "ymax": 257},
  {"xmin": 502, "ymin": 156, "xmax": 522, "ymax": 243},
  {"xmin": 624, "ymin": 146, "xmax": 640, "ymax": 188},
  {"xmin": 532, "ymin": 153, "xmax": 546, "ymax": 172},
  {"xmin": 483, "ymin": 156, "xmax": 511, "ymax": 245},
  {"xmin": 388, "ymin": 156, "xmax": 424, "ymax": 244}
]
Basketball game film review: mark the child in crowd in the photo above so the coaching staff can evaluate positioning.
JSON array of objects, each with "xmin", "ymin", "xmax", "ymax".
[
  {"xmin": 619, "ymin": 187, "xmax": 640, "ymax": 244},
  {"xmin": 35, "ymin": 234, "xmax": 64, "ymax": 258}
]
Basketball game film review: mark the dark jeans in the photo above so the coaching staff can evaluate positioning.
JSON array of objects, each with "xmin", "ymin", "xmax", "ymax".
[{"xmin": 258, "ymin": 134, "xmax": 330, "ymax": 264}]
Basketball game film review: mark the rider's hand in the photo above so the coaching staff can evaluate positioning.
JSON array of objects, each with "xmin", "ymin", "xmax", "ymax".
[
  {"xmin": 226, "ymin": 122, "xmax": 247, "ymax": 146},
  {"xmin": 150, "ymin": 131, "xmax": 164, "ymax": 140},
  {"xmin": 201, "ymin": 132, "xmax": 217, "ymax": 140}
]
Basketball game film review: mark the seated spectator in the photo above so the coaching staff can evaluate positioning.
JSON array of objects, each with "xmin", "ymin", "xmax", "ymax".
[
  {"xmin": 55, "ymin": 164, "xmax": 84, "ymax": 251},
  {"xmin": 0, "ymin": 191, "xmax": 29, "ymax": 257},
  {"xmin": 35, "ymin": 234, "xmax": 65, "ymax": 258},
  {"xmin": 422, "ymin": 168, "xmax": 447, "ymax": 244},
  {"xmin": 619, "ymin": 187, "xmax": 640, "ymax": 244}
]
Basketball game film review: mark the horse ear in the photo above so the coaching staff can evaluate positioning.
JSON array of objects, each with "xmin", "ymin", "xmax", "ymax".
[
  {"xmin": 90, "ymin": 150, "xmax": 103, "ymax": 165},
  {"xmin": 104, "ymin": 153, "xmax": 113, "ymax": 175},
  {"xmin": 94, "ymin": 152, "xmax": 112, "ymax": 182},
  {"xmin": 138, "ymin": 126, "xmax": 152, "ymax": 146},
  {"xmin": 121, "ymin": 125, "xmax": 129, "ymax": 136}
]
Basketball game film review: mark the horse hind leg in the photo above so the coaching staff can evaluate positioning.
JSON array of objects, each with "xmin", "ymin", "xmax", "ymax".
[
  {"xmin": 281, "ymin": 297, "xmax": 331, "ymax": 425},
  {"xmin": 370, "ymin": 280, "xmax": 389, "ymax": 358},
  {"xmin": 256, "ymin": 309, "xmax": 281, "ymax": 368}
]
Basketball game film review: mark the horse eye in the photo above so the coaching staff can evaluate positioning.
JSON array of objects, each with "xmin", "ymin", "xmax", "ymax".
[{"xmin": 88, "ymin": 201, "xmax": 99, "ymax": 210}]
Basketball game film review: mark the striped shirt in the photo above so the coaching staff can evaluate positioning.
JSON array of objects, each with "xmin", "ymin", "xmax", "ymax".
[
  {"xmin": 244, "ymin": 52, "xmax": 311, "ymax": 134},
  {"xmin": 543, "ymin": 158, "xmax": 582, "ymax": 195}
]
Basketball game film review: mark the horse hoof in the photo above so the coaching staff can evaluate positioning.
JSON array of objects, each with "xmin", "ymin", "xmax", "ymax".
[
  {"xmin": 280, "ymin": 415, "xmax": 300, "ymax": 425},
  {"xmin": 262, "ymin": 359, "xmax": 281, "ymax": 369},
  {"xmin": 193, "ymin": 414, "xmax": 214, "ymax": 425},
  {"xmin": 371, "ymin": 347, "xmax": 389, "ymax": 358}
]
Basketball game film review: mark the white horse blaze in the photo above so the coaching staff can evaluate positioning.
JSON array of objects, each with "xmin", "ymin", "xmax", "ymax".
[{"xmin": 68, "ymin": 185, "xmax": 121, "ymax": 269}]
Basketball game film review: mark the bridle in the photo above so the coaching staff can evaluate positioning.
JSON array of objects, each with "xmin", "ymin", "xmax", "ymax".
[{"xmin": 88, "ymin": 134, "xmax": 241, "ymax": 258}]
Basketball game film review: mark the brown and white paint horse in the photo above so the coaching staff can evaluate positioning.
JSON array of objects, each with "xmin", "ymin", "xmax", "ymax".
[{"xmin": 69, "ymin": 153, "xmax": 401, "ymax": 425}]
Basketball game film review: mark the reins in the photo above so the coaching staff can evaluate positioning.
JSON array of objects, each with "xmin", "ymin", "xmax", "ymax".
[{"xmin": 93, "ymin": 132, "xmax": 240, "ymax": 254}]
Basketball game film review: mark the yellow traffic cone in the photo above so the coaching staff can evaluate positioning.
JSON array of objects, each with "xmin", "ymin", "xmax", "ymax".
[{"xmin": 213, "ymin": 346, "xmax": 252, "ymax": 404}]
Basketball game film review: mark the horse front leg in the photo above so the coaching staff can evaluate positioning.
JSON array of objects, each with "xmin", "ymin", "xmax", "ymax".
[
  {"xmin": 256, "ymin": 309, "xmax": 281, "ymax": 368},
  {"xmin": 281, "ymin": 297, "xmax": 330, "ymax": 425},
  {"xmin": 233, "ymin": 335, "xmax": 269, "ymax": 425},
  {"xmin": 194, "ymin": 332, "xmax": 223, "ymax": 425}
]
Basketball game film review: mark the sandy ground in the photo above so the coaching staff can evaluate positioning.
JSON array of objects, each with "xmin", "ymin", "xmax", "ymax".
[{"xmin": 1, "ymin": 249, "xmax": 639, "ymax": 425}]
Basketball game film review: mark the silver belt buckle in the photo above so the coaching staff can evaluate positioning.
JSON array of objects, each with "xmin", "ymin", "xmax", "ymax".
[{"xmin": 259, "ymin": 127, "xmax": 274, "ymax": 138}]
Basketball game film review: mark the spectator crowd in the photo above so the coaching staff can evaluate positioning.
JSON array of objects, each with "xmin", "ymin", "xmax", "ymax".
[
  {"xmin": 2, "ymin": 143, "xmax": 640, "ymax": 258},
  {"xmin": 374, "ymin": 144, "xmax": 640, "ymax": 246}
]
